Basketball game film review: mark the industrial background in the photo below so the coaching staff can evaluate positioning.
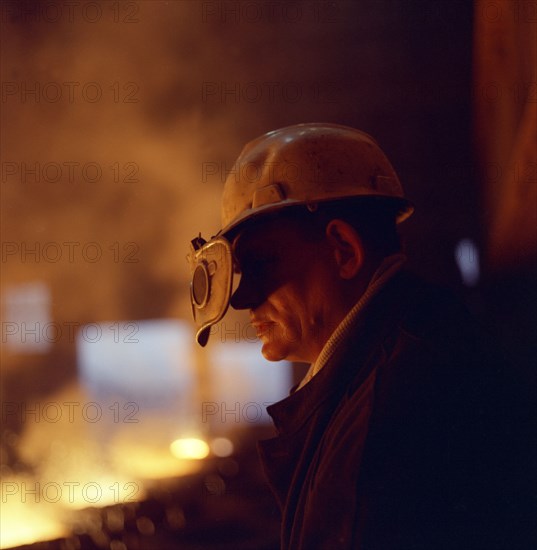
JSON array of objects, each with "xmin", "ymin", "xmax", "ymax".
[{"xmin": 0, "ymin": 0, "xmax": 535, "ymax": 548}]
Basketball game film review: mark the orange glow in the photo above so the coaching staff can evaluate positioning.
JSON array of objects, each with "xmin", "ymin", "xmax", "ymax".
[
  {"xmin": 111, "ymin": 441, "xmax": 204, "ymax": 479},
  {"xmin": 0, "ymin": 479, "xmax": 68, "ymax": 549}
]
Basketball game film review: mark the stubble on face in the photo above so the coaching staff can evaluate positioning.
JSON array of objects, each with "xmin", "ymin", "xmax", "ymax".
[{"xmin": 241, "ymin": 223, "xmax": 336, "ymax": 363}]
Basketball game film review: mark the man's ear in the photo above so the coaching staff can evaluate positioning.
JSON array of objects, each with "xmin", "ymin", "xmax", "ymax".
[{"xmin": 325, "ymin": 219, "xmax": 364, "ymax": 279}]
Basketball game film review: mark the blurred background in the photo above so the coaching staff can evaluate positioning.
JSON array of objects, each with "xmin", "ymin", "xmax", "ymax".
[{"xmin": 1, "ymin": 0, "xmax": 535, "ymax": 548}]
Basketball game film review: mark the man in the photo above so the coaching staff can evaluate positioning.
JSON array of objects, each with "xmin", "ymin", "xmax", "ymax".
[{"xmin": 189, "ymin": 124, "xmax": 526, "ymax": 549}]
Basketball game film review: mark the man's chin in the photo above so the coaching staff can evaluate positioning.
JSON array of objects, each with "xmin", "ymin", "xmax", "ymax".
[{"xmin": 260, "ymin": 340, "xmax": 290, "ymax": 362}]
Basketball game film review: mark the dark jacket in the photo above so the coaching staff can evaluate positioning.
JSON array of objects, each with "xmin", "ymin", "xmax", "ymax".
[{"xmin": 258, "ymin": 271, "xmax": 528, "ymax": 549}]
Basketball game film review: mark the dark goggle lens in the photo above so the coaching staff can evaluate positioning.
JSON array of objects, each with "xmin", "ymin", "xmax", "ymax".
[{"xmin": 192, "ymin": 263, "xmax": 209, "ymax": 307}]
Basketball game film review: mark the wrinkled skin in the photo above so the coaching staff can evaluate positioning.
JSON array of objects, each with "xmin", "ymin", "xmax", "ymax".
[{"xmin": 231, "ymin": 216, "xmax": 361, "ymax": 363}]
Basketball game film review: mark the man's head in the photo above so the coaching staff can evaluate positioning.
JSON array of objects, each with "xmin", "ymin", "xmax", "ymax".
[
  {"xmin": 188, "ymin": 123, "xmax": 412, "ymax": 349},
  {"xmin": 229, "ymin": 200, "xmax": 402, "ymax": 363}
]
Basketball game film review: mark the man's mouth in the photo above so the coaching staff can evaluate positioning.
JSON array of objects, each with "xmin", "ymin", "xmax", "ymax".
[{"xmin": 251, "ymin": 320, "xmax": 275, "ymax": 337}]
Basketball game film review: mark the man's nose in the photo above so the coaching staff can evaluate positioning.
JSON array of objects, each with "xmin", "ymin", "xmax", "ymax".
[{"xmin": 230, "ymin": 275, "xmax": 262, "ymax": 310}]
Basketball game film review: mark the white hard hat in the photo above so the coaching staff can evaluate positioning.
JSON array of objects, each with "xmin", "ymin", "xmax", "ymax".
[{"xmin": 220, "ymin": 122, "xmax": 413, "ymax": 237}]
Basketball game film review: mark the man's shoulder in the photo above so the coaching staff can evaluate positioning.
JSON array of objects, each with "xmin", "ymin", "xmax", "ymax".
[
  {"xmin": 351, "ymin": 270, "xmax": 497, "ymax": 407},
  {"xmin": 339, "ymin": 269, "xmax": 482, "ymax": 389},
  {"xmin": 386, "ymin": 270, "xmax": 474, "ymax": 338},
  {"xmin": 368, "ymin": 269, "xmax": 487, "ymax": 366}
]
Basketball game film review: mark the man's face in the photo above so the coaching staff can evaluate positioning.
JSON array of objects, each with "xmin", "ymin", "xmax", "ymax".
[{"xmin": 231, "ymin": 215, "xmax": 336, "ymax": 363}]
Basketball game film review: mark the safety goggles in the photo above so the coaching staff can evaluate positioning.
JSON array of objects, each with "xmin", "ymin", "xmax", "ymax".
[{"xmin": 188, "ymin": 235, "xmax": 234, "ymax": 346}]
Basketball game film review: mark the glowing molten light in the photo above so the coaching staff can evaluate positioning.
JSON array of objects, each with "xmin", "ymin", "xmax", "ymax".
[
  {"xmin": 0, "ymin": 491, "xmax": 67, "ymax": 549},
  {"xmin": 170, "ymin": 438, "xmax": 210, "ymax": 460}
]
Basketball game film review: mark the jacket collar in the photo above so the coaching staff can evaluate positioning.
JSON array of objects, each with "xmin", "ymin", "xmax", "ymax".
[{"xmin": 265, "ymin": 269, "xmax": 412, "ymax": 435}]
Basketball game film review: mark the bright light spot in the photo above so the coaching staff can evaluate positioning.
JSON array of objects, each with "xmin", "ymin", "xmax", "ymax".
[
  {"xmin": 111, "ymin": 441, "xmax": 202, "ymax": 479},
  {"xmin": 210, "ymin": 437, "xmax": 234, "ymax": 457},
  {"xmin": 455, "ymin": 238, "xmax": 480, "ymax": 286},
  {"xmin": 0, "ymin": 481, "xmax": 68, "ymax": 549},
  {"xmin": 170, "ymin": 438, "xmax": 210, "ymax": 460}
]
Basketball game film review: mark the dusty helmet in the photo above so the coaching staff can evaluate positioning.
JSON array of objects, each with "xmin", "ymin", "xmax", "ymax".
[{"xmin": 220, "ymin": 122, "xmax": 413, "ymax": 238}]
